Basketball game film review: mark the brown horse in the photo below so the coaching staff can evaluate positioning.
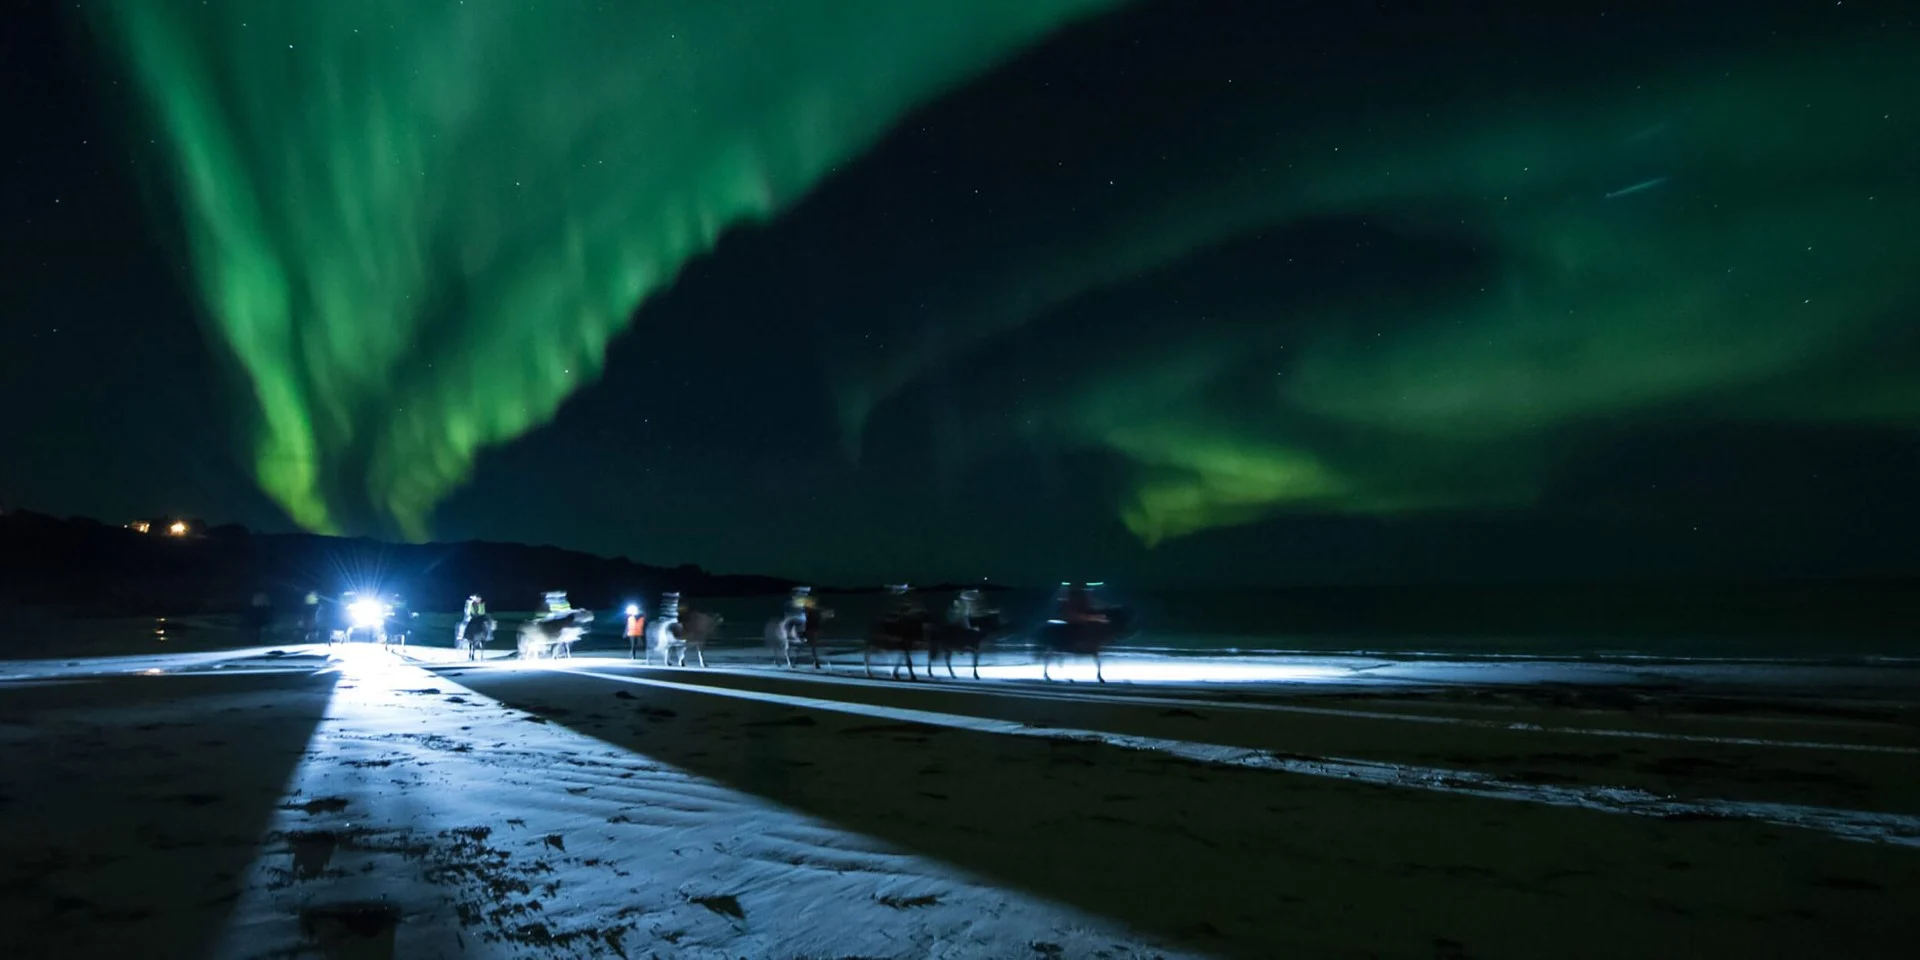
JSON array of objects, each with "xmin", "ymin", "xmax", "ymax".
[
  {"xmin": 457, "ymin": 615, "xmax": 495, "ymax": 662},
  {"xmin": 654, "ymin": 608, "xmax": 722, "ymax": 667},
  {"xmin": 1038, "ymin": 607, "xmax": 1133, "ymax": 682},
  {"xmin": 930, "ymin": 611, "xmax": 1006, "ymax": 679},
  {"xmin": 767, "ymin": 607, "xmax": 834, "ymax": 668},
  {"xmin": 864, "ymin": 611, "xmax": 931, "ymax": 680}
]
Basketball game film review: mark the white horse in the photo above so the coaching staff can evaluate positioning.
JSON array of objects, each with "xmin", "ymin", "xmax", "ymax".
[
  {"xmin": 644, "ymin": 617, "xmax": 677, "ymax": 665},
  {"xmin": 766, "ymin": 607, "xmax": 832, "ymax": 668},
  {"xmin": 518, "ymin": 610, "xmax": 591, "ymax": 660},
  {"xmin": 765, "ymin": 614, "xmax": 802, "ymax": 666}
]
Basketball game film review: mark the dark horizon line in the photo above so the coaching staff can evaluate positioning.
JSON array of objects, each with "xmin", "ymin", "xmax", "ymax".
[{"xmin": 7, "ymin": 506, "xmax": 1916, "ymax": 595}]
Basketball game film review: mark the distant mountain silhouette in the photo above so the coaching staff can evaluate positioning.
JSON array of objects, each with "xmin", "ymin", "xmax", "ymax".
[
  {"xmin": 3, "ymin": 510, "xmax": 1912, "ymax": 646},
  {"xmin": 0, "ymin": 510, "xmax": 800, "ymax": 617}
]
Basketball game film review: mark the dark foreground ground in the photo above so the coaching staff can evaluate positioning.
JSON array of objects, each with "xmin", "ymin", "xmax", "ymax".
[{"xmin": 1, "ymin": 638, "xmax": 1916, "ymax": 958}]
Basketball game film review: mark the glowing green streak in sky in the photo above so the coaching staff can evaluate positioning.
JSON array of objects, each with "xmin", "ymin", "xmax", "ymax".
[
  {"xmin": 843, "ymin": 31, "xmax": 1919, "ymax": 545},
  {"xmin": 95, "ymin": 0, "xmax": 1114, "ymax": 536}
]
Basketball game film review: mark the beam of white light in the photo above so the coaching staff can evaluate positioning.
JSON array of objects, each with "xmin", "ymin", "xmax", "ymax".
[
  {"xmin": 571, "ymin": 669, "xmax": 1920, "ymax": 848},
  {"xmin": 970, "ymin": 656, "xmax": 1351, "ymax": 683},
  {"xmin": 463, "ymin": 650, "xmax": 1920, "ymax": 757},
  {"xmin": 214, "ymin": 647, "xmax": 1196, "ymax": 958}
]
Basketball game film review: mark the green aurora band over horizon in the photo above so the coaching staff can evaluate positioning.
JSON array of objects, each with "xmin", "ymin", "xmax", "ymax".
[
  {"xmin": 90, "ymin": 4, "xmax": 1920, "ymax": 551},
  {"xmin": 92, "ymin": 0, "xmax": 1115, "ymax": 539},
  {"xmin": 827, "ymin": 25, "xmax": 1920, "ymax": 545}
]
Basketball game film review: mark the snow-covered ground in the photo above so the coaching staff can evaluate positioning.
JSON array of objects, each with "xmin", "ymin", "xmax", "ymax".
[{"xmin": 3, "ymin": 636, "xmax": 1917, "ymax": 958}]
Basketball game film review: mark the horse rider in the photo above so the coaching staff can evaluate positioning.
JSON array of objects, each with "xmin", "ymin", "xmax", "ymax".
[
  {"xmin": 786, "ymin": 586, "xmax": 817, "ymax": 633},
  {"xmin": 302, "ymin": 590, "xmax": 321, "ymax": 640},
  {"xmin": 460, "ymin": 594, "xmax": 488, "ymax": 642},
  {"xmin": 884, "ymin": 584, "xmax": 924, "ymax": 623},
  {"xmin": 386, "ymin": 594, "xmax": 413, "ymax": 647},
  {"xmin": 1057, "ymin": 582, "xmax": 1108, "ymax": 625},
  {"xmin": 948, "ymin": 589, "xmax": 986, "ymax": 630},
  {"xmin": 788, "ymin": 586, "xmax": 816, "ymax": 618}
]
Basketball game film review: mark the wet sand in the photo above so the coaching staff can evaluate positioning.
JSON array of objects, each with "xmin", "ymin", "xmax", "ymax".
[{"xmin": 1, "ymin": 642, "xmax": 1915, "ymax": 957}]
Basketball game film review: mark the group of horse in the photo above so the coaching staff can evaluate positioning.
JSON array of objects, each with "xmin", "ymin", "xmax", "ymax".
[
  {"xmin": 455, "ymin": 608, "xmax": 591, "ymax": 662},
  {"xmin": 453, "ymin": 597, "xmax": 1131, "ymax": 681},
  {"xmin": 769, "ymin": 601, "xmax": 1133, "ymax": 683},
  {"xmin": 452, "ymin": 605, "xmax": 721, "ymax": 663}
]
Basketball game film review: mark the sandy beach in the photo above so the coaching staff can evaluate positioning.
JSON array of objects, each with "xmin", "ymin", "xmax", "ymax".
[{"xmin": 2, "ymin": 635, "xmax": 1916, "ymax": 958}]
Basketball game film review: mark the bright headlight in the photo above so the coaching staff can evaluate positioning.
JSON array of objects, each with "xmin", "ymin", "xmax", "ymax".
[{"xmin": 348, "ymin": 598, "xmax": 384, "ymax": 629}]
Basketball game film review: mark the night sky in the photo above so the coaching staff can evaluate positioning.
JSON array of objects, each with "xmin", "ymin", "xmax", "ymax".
[{"xmin": 3, "ymin": 0, "xmax": 1916, "ymax": 587}]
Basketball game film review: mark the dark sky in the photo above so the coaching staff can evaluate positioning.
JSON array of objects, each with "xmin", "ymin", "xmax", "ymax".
[{"xmin": 4, "ymin": 0, "xmax": 1917, "ymax": 587}]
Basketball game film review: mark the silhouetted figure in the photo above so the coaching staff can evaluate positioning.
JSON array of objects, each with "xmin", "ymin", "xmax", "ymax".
[
  {"xmin": 246, "ymin": 592, "xmax": 272, "ymax": 643},
  {"xmin": 1057, "ymin": 583, "xmax": 1107, "ymax": 625},
  {"xmin": 458, "ymin": 595, "xmax": 494, "ymax": 660},
  {"xmin": 302, "ymin": 591, "xmax": 321, "ymax": 643},
  {"xmin": 866, "ymin": 584, "xmax": 931, "ymax": 679}
]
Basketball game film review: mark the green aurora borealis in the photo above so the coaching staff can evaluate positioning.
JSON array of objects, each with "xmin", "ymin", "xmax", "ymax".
[
  {"xmin": 829, "ymin": 24, "xmax": 1920, "ymax": 545},
  {"xmin": 94, "ymin": 0, "xmax": 1113, "ymax": 538},
  {"xmin": 89, "ymin": 2, "xmax": 1918, "ymax": 556}
]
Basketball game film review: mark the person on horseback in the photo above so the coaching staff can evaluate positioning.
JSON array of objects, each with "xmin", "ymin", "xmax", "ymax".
[
  {"xmin": 782, "ymin": 586, "xmax": 815, "ymax": 636},
  {"xmin": 1057, "ymin": 582, "xmax": 1108, "ymax": 625},
  {"xmin": 788, "ymin": 586, "xmax": 815, "ymax": 617},
  {"xmin": 459, "ymin": 594, "xmax": 486, "ymax": 643},
  {"xmin": 382, "ymin": 594, "xmax": 411, "ymax": 648},
  {"xmin": 948, "ymin": 589, "xmax": 986, "ymax": 630},
  {"xmin": 865, "ymin": 584, "xmax": 931, "ymax": 679},
  {"xmin": 884, "ymin": 584, "xmax": 923, "ymax": 622},
  {"xmin": 301, "ymin": 590, "xmax": 321, "ymax": 642}
]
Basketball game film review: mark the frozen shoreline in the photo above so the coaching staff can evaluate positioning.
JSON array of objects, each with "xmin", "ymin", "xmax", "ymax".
[{"xmin": 3, "ymin": 641, "xmax": 1917, "ymax": 957}]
